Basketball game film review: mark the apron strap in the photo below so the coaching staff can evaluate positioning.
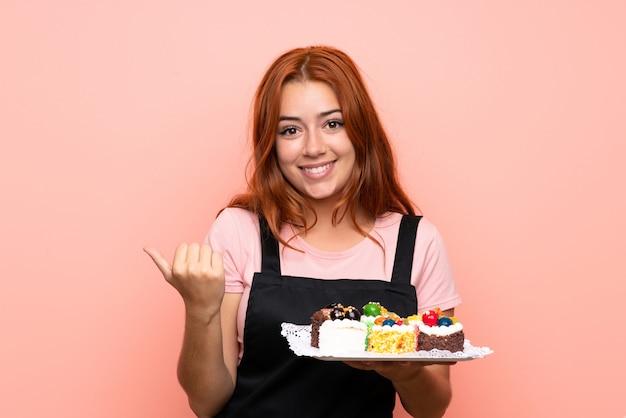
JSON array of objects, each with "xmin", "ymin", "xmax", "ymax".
[
  {"xmin": 259, "ymin": 216, "xmax": 281, "ymax": 275},
  {"xmin": 260, "ymin": 214, "xmax": 422, "ymax": 282},
  {"xmin": 390, "ymin": 215, "xmax": 422, "ymax": 284}
]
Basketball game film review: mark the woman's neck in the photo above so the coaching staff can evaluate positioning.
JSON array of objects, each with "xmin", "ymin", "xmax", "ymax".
[{"xmin": 297, "ymin": 203, "xmax": 375, "ymax": 251}]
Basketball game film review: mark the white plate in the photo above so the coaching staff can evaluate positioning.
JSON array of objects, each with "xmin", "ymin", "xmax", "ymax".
[{"xmin": 281, "ymin": 322, "xmax": 493, "ymax": 362}]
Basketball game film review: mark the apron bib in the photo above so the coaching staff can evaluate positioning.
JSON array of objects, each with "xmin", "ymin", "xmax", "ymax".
[{"xmin": 216, "ymin": 215, "xmax": 422, "ymax": 417}]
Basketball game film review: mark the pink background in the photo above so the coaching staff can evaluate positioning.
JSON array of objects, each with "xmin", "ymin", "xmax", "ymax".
[{"xmin": 2, "ymin": 1, "xmax": 625, "ymax": 417}]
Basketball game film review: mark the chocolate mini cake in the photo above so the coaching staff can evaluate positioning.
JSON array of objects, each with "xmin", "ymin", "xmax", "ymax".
[
  {"xmin": 310, "ymin": 303, "xmax": 365, "ymax": 354},
  {"xmin": 417, "ymin": 328, "xmax": 465, "ymax": 352},
  {"xmin": 412, "ymin": 309, "xmax": 465, "ymax": 353}
]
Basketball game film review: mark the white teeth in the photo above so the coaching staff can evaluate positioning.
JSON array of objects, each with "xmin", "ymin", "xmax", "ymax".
[{"xmin": 303, "ymin": 163, "xmax": 332, "ymax": 174}]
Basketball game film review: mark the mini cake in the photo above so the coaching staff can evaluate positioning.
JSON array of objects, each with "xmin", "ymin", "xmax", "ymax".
[
  {"xmin": 361, "ymin": 302, "xmax": 417, "ymax": 354},
  {"xmin": 367, "ymin": 322, "xmax": 417, "ymax": 354},
  {"xmin": 310, "ymin": 303, "xmax": 367, "ymax": 355},
  {"xmin": 414, "ymin": 309, "xmax": 465, "ymax": 353}
]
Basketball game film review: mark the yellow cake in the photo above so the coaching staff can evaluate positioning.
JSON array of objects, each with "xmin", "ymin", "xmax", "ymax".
[
  {"xmin": 367, "ymin": 323, "xmax": 417, "ymax": 354},
  {"xmin": 362, "ymin": 303, "xmax": 417, "ymax": 354}
]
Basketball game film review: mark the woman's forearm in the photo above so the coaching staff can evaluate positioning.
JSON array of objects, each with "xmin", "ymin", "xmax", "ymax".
[
  {"xmin": 177, "ymin": 294, "xmax": 240, "ymax": 418},
  {"xmin": 393, "ymin": 364, "xmax": 452, "ymax": 418},
  {"xmin": 177, "ymin": 310, "xmax": 233, "ymax": 417}
]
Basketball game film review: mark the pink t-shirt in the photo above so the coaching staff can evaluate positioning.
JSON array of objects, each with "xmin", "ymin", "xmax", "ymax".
[{"xmin": 205, "ymin": 207, "xmax": 461, "ymax": 360}]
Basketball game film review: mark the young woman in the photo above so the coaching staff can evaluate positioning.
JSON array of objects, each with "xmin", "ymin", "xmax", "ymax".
[{"xmin": 145, "ymin": 46, "xmax": 461, "ymax": 418}]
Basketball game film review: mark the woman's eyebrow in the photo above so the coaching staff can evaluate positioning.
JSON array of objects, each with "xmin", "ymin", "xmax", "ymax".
[
  {"xmin": 319, "ymin": 109, "xmax": 342, "ymax": 118},
  {"xmin": 278, "ymin": 109, "xmax": 342, "ymax": 122}
]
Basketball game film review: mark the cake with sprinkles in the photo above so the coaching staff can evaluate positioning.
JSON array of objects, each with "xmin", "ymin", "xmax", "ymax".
[
  {"xmin": 361, "ymin": 302, "xmax": 417, "ymax": 354},
  {"xmin": 411, "ymin": 309, "xmax": 465, "ymax": 353},
  {"xmin": 310, "ymin": 303, "xmax": 367, "ymax": 355}
]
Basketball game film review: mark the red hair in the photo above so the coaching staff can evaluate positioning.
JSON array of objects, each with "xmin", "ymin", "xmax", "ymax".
[{"xmin": 228, "ymin": 46, "xmax": 416, "ymax": 243}]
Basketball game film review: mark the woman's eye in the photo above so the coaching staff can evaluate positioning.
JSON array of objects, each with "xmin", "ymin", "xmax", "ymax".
[
  {"xmin": 326, "ymin": 119, "xmax": 344, "ymax": 130},
  {"xmin": 279, "ymin": 126, "xmax": 298, "ymax": 136}
]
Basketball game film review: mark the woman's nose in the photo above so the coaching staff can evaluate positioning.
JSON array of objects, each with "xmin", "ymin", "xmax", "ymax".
[{"xmin": 303, "ymin": 130, "xmax": 326, "ymax": 156}]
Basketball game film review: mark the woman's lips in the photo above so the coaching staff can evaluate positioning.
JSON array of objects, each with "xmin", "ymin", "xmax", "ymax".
[{"xmin": 301, "ymin": 162, "xmax": 334, "ymax": 175}]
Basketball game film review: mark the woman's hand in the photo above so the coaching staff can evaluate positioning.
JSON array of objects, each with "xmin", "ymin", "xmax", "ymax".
[
  {"xmin": 343, "ymin": 360, "xmax": 420, "ymax": 382},
  {"xmin": 343, "ymin": 359, "xmax": 454, "ymax": 382},
  {"xmin": 143, "ymin": 243, "xmax": 225, "ymax": 317},
  {"xmin": 344, "ymin": 360, "xmax": 453, "ymax": 417}
]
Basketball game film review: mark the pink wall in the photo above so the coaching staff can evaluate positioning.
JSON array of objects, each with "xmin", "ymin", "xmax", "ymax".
[{"xmin": 2, "ymin": 1, "xmax": 625, "ymax": 417}]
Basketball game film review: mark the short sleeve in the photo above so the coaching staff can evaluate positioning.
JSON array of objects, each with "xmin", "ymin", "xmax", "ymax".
[
  {"xmin": 412, "ymin": 219, "xmax": 462, "ymax": 313},
  {"xmin": 204, "ymin": 208, "xmax": 260, "ymax": 294}
]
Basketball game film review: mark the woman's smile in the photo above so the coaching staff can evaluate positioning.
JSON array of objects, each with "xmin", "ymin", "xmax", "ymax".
[{"xmin": 300, "ymin": 161, "xmax": 335, "ymax": 177}]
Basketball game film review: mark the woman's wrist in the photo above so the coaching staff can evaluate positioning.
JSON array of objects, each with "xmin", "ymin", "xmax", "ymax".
[{"xmin": 184, "ymin": 303, "xmax": 221, "ymax": 326}]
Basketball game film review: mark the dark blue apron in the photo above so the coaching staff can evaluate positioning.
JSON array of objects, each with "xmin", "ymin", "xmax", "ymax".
[{"xmin": 215, "ymin": 215, "xmax": 422, "ymax": 417}]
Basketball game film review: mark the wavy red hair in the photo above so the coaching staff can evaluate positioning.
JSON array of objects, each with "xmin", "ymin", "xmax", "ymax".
[{"xmin": 228, "ymin": 46, "xmax": 416, "ymax": 243}]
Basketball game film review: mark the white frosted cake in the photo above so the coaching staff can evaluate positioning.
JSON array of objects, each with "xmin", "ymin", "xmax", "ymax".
[
  {"xmin": 310, "ymin": 303, "xmax": 366, "ymax": 355},
  {"xmin": 317, "ymin": 319, "xmax": 367, "ymax": 355}
]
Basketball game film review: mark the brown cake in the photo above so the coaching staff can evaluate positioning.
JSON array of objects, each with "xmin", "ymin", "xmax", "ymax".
[
  {"xmin": 310, "ymin": 309, "xmax": 328, "ymax": 348},
  {"xmin": 417, "ymin": 328, "xmax": 465, "ymax": 352},
  {"xmin": 412, "ymin": 309, "xmax": 465, "ymax": 353},
  {"xmin": 310, "ymin": 303, "xmax": 366, "ymax": 354}
]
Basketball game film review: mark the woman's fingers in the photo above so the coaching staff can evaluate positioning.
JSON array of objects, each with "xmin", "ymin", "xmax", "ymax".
[
  {"xmin": 172, "ymin": 243, "xmax": 189, "ymax": 275},
  {"xmin": 153, "ymin": 242, "xmax": 224, "ymax": 280},
  {"xmin": 199, "ymin": 243, "xmax": 213, "ymax": 265},
  {"xmin": 144, "ymin": 243, "xmax": 224, "ymax": 314},
  {"xmin": 211, "ymin": 249, "xmax": 223, "ymax": 271},
  {"xmin": 185, "ymin": 242, "xmax": 201, "ymax": 264},
  {"xmin": 143, "ymin": 246, "xmax": 172, "ymax": 279}
]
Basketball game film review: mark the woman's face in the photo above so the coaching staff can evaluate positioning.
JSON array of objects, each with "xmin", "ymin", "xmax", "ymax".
[{"xmin": 275, "ymin": 80, "xmax": 356, "ymax": 205}]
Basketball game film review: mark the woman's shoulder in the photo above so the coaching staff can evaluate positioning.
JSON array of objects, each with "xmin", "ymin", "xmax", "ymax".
[
  {"xmin": 374, "ymin": 212, "xmax": 441, "ymax": 248},
  {"xmin": 207, "ymin": 207, "xmax": 260, "ymax": 240},
  {"xmin": 375, "ymin": 211, "xmax": 437, "ymax": 229},
  {"xmin": 217, "ymin": 207, "xmax": 260, "ymax": 223}
]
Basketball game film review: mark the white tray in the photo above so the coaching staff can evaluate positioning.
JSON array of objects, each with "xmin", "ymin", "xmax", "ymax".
[{"xmin": 281, "ymin": 322, "xmax": 493, "ymax": 362}]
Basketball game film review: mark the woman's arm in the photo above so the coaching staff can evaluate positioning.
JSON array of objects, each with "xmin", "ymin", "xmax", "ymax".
[
  {"xmin": 144, "ymin": 244, "xmax": 240, "ymax": 418},
  {"xmin": 178, "ymin": 292, "xmax": 240, "ymax": 417},
  {"xmin": 388, "ymin": 363, "xmax": 452, "ymax": 418}
]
